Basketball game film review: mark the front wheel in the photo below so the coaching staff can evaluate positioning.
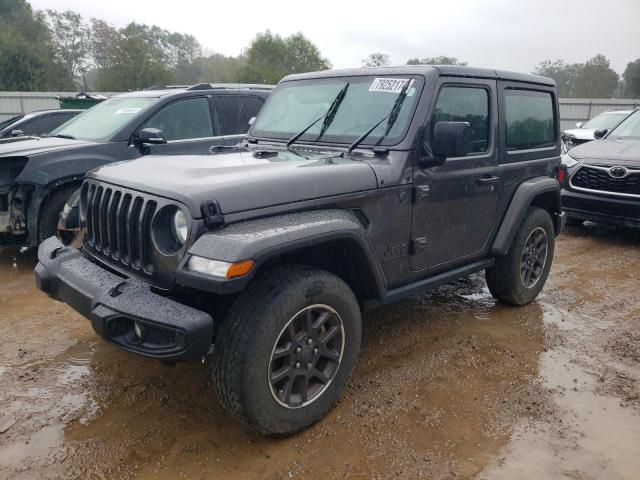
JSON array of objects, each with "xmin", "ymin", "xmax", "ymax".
[
  {"xmin": 486, "ymin": 207, "xmax": 555, "ymax": 305},
  {"xmin": 212, "ymin": 265, "xmax": 361, "ymax": 435}
]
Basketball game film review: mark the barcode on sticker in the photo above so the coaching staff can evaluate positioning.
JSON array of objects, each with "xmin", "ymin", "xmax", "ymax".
[{"xmin": 369, "ymin": 78, "xmax": 412, "ymax": 93}]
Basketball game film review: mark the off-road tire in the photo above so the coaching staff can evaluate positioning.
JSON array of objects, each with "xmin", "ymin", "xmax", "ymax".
[
  {"xmin": 37, "ymin": 186, "xmax": 78, "ymax": 244},
  {"xmin": 212, "ymin": 265, "xmax": 361, "ymax": 436},
  {"xmin": 486, "ymin": 207, "xmax": 555, "ymax": 306}
]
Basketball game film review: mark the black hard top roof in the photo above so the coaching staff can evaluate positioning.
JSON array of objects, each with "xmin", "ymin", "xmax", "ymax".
[{"xmin": 283, "ymin": 65, "xmax": 555, "ymax": 87}]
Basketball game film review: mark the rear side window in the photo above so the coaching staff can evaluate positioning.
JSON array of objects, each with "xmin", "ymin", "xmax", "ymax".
[
  {"xmin": 144, "ymin": 97, "xmax": 213, "ymax": 141},
  {"xmin": 505, "ymin": 90, "xmax": 555, "ymax": 150},
  {"xmin": 430, "ymin": 86, "xmax": 489, "ymax": 154},
  {"xmin": 215, "ymin": 96, "xmax": 264, "ymax": 136}
]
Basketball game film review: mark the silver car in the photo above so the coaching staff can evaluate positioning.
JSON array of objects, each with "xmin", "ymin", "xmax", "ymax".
[{"xmin": 562, "ymin": 109, "xmax": 632, "ymax": 152}]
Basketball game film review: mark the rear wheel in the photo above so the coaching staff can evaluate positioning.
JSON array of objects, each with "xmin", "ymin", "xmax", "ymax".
[
  {"xmin": 212, "ymin": 265, "xmax": 361, "ymax": 435},
  {"xmin": 37, "ymin": 186, "xmax": 78, "ymax": 244},
  {"xmin": 486, "ymin": 207, "xmax": 555, "ymax": 305}
]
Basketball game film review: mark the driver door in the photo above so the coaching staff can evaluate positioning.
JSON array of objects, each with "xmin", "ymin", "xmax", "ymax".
[{"xmin": 410, "ymin": 79, "xmax": 500, "ymax": 272}]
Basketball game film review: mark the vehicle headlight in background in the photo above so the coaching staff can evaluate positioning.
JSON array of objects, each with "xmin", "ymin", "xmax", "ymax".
[
  {"xmin": 561, "ymin": 153, "xmax": 578, "ymax": 168},
  {"xmin": 187, "ymin": 256, "xmax": 255, "ymax": 279},
  {"xmin": 172, "ymin": 209, "xmax": 188, "ymax": 244}
]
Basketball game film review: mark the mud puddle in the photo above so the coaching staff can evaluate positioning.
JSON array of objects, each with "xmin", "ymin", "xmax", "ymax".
[{"xmin": 1, "ymin": 223, "xmax": 639, "ymax": 479}]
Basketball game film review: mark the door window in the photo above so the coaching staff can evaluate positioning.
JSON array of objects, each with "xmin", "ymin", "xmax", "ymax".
[
  {"xmin": 429, "ymin": 86, "xmax": 490, "ymax": 154},
  {"xmin": 21, "ymin": 113, "xmax": 77, "ymax": 136},
  {"xmin": 504, "ymin": 90, "xmax": 555, "ymax": 150},
  {"xmin": 215, "ymin": 96, "xmax": 264, "ymax": 135},
  {"xmin": 143, "ymin": 97, "xmax": 213, "ymax": 141}
]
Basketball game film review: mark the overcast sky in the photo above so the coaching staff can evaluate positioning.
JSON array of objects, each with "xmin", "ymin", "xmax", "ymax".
[{"xmin": 30, "ymin": 0, "xmax": 640, "ymax": 75}]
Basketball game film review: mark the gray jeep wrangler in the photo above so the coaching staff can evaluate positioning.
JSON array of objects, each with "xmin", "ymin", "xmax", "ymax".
[{"xmin": 35, "ymin": 66, "xmax": 564, "ymax": 435}]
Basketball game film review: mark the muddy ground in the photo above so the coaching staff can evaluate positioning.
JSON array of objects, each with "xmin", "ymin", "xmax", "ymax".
[{"xmin": 1, "ymin": 223, "xmax": 639, "ymax": 480}]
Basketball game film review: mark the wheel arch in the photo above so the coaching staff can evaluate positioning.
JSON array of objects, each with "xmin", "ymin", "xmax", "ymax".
[
  {"xmin": 179, "ymin": 209, "xmax": 387, "ymax": 305},
  {"xmin": 26, "ymin": 176, "xmax": 83, "ymax": 245},
  {"xmin": 491, "ymin": 176, "xmax": 562, "ymax": 256}
]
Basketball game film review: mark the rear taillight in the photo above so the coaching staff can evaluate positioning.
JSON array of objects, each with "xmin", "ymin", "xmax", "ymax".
[{"xmin": 555, "ymin": 167, "xmax": 567, "ymax": 184}]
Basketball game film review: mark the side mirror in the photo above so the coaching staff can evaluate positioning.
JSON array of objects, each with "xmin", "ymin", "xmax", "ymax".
[
  {"xmin": 594, "ymin": 128, "xmax": 608, "ymax": 139},
  {"xmin": 11, "ymin": 129, "xmax": 24, "ymax": 137},
  {"xmin": 427, "ymin": 121, "xmax": 471, "ymax": 162},
  {"xmin": 575, "ymin": 122, "xmax": 584, "ymax": 128},
  {"xmin": 137, "ymin": 128, "xmax": 166, "ymax": 145}
]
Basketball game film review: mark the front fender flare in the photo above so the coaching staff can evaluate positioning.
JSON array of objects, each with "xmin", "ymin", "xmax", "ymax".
[
  {"xmin": 491, "ymin": 176, "xmax": 562, "ymax": 256},
  {"xmin": 175, "ymin": 209, "xmax": 386, "ymax": 298}
]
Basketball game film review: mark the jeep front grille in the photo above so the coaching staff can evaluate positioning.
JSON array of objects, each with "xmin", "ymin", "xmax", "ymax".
[
  {"xmin": 570, "ymin": 165, "xmax": 640, "ymax": 197},
  {"xmin": 83, "ymin": 182, "xmax": 157, "ymax": 275}
]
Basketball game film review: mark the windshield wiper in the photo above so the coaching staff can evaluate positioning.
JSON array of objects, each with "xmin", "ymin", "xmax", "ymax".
[
  {"xmin": 51, "ymin": 133, "xmax": 76, "ymax": 140},
  {"xmin": 286, "ymin": 83, "xmax": 350, "ymax": 148},
  {"xmin": 346, "ymin": 80, "xmax": 412, "ymax": 154}
]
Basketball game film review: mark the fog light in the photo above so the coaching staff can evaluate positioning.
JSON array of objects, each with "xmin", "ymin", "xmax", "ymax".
[{"xmin": 133, "ymin": 321, "xmax": 144, "ymax": 339}]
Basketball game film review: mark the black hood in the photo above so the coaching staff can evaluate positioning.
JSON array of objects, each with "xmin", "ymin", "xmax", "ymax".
[
  {"xmin": 87, "ymin": 148, "xmax": 378, "ymax": 217},
  {"xmin": 0, "ymin": 136, "xmax": 95, "ymax": 158},
  {"xmin": 569, "ymin": 138, "xmax": 640, "ymax": 168}
]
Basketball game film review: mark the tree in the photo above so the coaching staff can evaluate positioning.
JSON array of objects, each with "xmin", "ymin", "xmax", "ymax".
[
  {"xmin": 0, "ymin": 0, "xmax": 73, "ymax": 90},
  {"xmin": 622, "ymin": 59, "xmax": 640, "ymax": 98},
  {"xmin": 572, "ymin": 54, "xmax": 619, "ymax": 98},
  {"xmin": 406, "ymin": 56, "xmax": 467, "ymax": 66},
  {"xmin": 238, "ymin": 31, "xmax": 330, "ymax": 84},
  {"xmin": 45, "ymin": 10, "xmax": 91, "ymax": 90},
  {"xmin": 534, "ymin": 55, "xmax": 619, "ymax": 98},
  {"xmin": 174, "ymin": 53, "xmax": 246, "ymax": 84},
  {"xmin": 92, "ymin": 22, "xmax": 176, "ymax": 91},
  {"xmin": 363, "ymin": 52, "xmax": 390, "ymax": 67}
]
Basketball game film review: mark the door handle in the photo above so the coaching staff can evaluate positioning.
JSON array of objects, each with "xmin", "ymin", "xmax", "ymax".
[{"xmin": 475, "ymin": 175, "xmax": 500, "ymax": 186}]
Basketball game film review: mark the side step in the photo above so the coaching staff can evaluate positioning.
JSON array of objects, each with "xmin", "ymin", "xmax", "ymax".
[{"xmin": 363, "ymin": 258, "xmax": 494, "ymax": 311}]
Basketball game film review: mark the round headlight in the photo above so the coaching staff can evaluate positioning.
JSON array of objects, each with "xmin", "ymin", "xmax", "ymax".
[{"xmin": 172, "ymin": 210, "xmax": 188, "ymax": 244}]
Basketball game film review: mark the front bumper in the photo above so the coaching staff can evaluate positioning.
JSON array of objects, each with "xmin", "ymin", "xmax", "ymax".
[
  {"xmin": 562, "ymin": 189, "xmax": 640, "ymax": 228},
  {"xmin": 35, "ymin": 237, "xmax": 214, "ymax": 362}
]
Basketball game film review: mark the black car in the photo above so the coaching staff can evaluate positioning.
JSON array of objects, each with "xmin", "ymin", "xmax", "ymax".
[
  {"xmin": 0, "ymin": 109, "xmax": 82, "ymax": 140},
  {"xmin": 35, "ymin": 66, "xmax": 564, "ymax": 435},
  {"xmin": 0, "ymin": 83, "xmax": 272, "ymax": 246},
  {"xmin": 562, "ymin": 108, "xmax": 640, "ymax": 228}
]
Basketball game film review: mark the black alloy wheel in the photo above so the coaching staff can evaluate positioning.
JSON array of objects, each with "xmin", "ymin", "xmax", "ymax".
[{"xmin": 269, "ymin": 304, "xmax": 344, "ymax": 408}]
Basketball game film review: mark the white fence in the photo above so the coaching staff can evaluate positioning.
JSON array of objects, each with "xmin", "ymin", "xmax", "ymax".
[
  {"xmin": 0, "ymin": 92, "xmax": 120, "ymax": 121},
  {"xmin": 1, "ymin": 91, "xmax": 639, "ymax": 130},
  {"xmin": 559, "ymin": 98, "xmax": 640, "ymax": 131}
]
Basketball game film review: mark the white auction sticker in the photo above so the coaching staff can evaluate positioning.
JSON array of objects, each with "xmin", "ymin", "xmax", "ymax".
[{"xmin": 369, "ymin": 78, "xmax": 412, "ymax": 93}]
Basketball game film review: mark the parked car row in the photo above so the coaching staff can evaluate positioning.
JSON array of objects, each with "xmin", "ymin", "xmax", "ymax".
[{"xmin": 3, "ymin": 66, "xmax": 637, "ymax": 437}]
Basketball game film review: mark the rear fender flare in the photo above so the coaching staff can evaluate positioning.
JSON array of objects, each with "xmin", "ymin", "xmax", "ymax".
[{"xmin": 491, "ymin": 176, "xmax": 561, "ymax": 256}]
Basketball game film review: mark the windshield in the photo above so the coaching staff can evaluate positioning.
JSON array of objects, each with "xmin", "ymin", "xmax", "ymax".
[
  {"xmin": 251, "ymin": 75, "xmax": 424, "ymax": 147},
  {"xmin": 582, "ymin": 111, "xmax": 629, "ymax": 130},
  {"xmin": 0, "ymin": 115, "xmax": 24, "ymax": 132},
  {"xmin": 50, "ymin": 97, "xmax": 157, "ymax": 142},
  {"xmin": 608, "ymin": 110, "xmax": 640, "ymax": 139}
]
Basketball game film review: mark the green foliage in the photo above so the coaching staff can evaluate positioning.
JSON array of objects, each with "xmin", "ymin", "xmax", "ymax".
[
  {"xmin": 0, "ymin": 0, "xmax": 73, "ymax": 90},
  {"xmin": 622, "ymin": 59, "xmax": 640, "ymax": 98},
  {"xmin": 238, "ymin": 31, "xmax": 330, "ymax": 84},
  {"xmin": 406, "ymin": 56, "xmax": 468, "ymax": 66},
  {"xmin": 534, "ymin": 55, "xmax": 619, "ymax": 98},
  {"xmin": 174, "ymin": 53, "xmax": 247, "ymax": 84},
  {"xmin": 45, "ymin": 10, "xmax": 91, "ymax": 89},
  {"xmin": 363, "ymin": 52, "xmax": 390, "ymax": 67}
]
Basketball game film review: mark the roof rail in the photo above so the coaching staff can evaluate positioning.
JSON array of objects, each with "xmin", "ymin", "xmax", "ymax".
[
  {"xmin": 186, "ymin": 83, "xmax": 215, "ymax": 91},
  {"xmin": 144, "ymin": 85, "xmax": 192, "ymax": 91}
]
